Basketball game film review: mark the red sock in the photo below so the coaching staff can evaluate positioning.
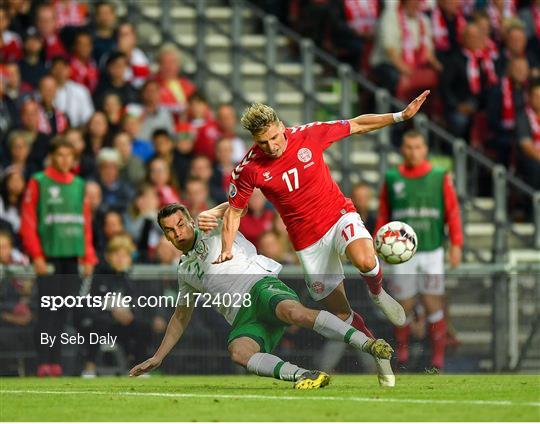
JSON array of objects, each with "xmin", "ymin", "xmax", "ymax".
[
  {"xmin": 362, "ymin": 266, "xmax": 382, "ymax": 296},
  {"xmin": 428, "ymin": 318, "xmax": 447, "ymax": 369},
  {"xmin": 351, "ymin": 311, "xmax": 375, "ymax": 339},
  {"xmin": 395, "ymin": 324, "xmax": 410, "ymax": 364}
]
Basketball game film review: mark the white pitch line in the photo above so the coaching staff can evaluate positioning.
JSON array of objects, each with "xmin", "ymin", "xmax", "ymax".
[{"xmin": 1, "ymin": 389, "xmax": 539, "ymax": 408}]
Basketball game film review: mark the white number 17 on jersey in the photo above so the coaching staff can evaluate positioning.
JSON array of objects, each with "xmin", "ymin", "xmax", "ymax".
[{"xmin": 282, "ymin": 168, "xmax": 299, "ymax": 192}]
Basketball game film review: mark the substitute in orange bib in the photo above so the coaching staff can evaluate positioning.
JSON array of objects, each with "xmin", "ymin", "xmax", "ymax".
[
  {"xmin": 375, "ymin": 129, "xmax": 463, "ymax": 371},
  {"xmin": 20, "ymin": 136, "xmax": 97, "ymax": 377}
]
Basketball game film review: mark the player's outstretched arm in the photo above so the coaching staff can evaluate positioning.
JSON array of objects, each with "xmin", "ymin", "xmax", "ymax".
[
  {"xmin": 348, "ymin": 90, "xmax": 430, "ymax": 135},
  {"xmin": 129, "ymin": 304, "xmax": 193, "ymax": 376},
  {"xmin": 213, "ymin": 206, "xmax": 243, "ymax": 264}
]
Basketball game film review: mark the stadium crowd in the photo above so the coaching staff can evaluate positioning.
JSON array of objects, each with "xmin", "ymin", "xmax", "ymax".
[{"xmin": 0, "ymin": 0, "xmax": 538, "ymax": 375}]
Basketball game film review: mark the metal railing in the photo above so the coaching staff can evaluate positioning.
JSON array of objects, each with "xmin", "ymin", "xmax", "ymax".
[{"xmin": 129, "ymin": 0, "xmax": 540, "ymax": 258}]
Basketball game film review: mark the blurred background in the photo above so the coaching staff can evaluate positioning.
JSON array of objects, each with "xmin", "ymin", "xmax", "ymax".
[{"xmin": 0, "ymin": 0, "xmax": 539, "ymax": 377}]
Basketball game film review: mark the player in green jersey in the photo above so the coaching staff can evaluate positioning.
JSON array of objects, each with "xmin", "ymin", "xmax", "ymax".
[{"xmin": 129, "ymin": 202, "xmax": 395, "ymax": 388}]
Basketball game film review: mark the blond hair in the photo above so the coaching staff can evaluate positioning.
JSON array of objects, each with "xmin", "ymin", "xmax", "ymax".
[
  {"xmin": 240, "ymin": 103, "xmax": 279, "ymax": 135},
  {"xmin": 106, "ymin": 234, "xmax": 136, "ymax": 255}
]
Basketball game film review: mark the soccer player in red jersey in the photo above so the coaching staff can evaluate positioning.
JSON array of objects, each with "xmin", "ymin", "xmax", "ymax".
[{"xmin": 215, "ymin": 90, "xmax": 430, "ymax": 386}]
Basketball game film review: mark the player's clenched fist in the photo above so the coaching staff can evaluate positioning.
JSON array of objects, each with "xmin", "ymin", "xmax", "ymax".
[
  {"xmin": 213, "ymin": 251, "xmax": 233, "ymax": 264},
  {"xmin": 129, "ymin": 356, "xmax": 162, "ymax": 377}
]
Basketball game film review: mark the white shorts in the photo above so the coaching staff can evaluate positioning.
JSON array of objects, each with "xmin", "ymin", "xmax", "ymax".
[
  {"xmin": 386, "ymin": 247, "xmax": 445, "ymax": 300},
  {"xmin": 296, "ymin": 212, "xmax": 372, "ymax": 301}
]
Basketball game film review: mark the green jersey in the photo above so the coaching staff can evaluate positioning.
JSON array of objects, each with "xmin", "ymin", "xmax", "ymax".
[
  {"xmin": 35, "ymin": 172, "xmax": 86, "ymax": 258},
  {"xmin": 385, "ymin": 166, "xmax": 446, "ymax": 252}
]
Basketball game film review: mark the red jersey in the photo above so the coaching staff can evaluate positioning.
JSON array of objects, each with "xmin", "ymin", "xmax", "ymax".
[{"xmin": 228, "ymin": 120, "xmax": 356, "ymax": 250}]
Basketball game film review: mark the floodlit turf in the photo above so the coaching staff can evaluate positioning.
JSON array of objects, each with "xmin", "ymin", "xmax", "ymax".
[{"xmin": 1, "ymin": 374, "xmax": 539, "ymax": 421}]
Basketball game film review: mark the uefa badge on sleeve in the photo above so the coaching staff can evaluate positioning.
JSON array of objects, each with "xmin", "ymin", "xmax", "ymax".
[{"xmin": 228, "ymin": 182, "xmax": 237, "ymax": 198}]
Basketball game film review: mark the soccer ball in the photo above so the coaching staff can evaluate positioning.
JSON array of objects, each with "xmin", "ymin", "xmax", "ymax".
[{"xmin": 375, "ymin": 221, "xmax": 418, "ymax": 265}]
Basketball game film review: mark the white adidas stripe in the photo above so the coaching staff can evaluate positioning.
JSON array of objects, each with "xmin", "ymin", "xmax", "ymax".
[{"xmin": 1, "ymin": 389, "xmax": 539, "ymax": 408}]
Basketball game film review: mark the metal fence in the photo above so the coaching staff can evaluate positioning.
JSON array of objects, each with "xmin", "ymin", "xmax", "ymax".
[{"xmin": 126, "ymin": 0, "xmax": 540, "ymax": 257}]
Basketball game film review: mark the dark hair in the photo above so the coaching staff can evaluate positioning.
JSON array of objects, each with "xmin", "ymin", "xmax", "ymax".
[
  {"xmin": 49, "ymin": 135, "xmax": 75, "ymax": 154},
  {"xmin": 141, "ymin": 79, "xmax": 159, "ymax": 92},
  {"xmin": 51, "ymin": 55, "xmax": 69, "ymax": 67},
  {"xmin": 528, "ymin": 79, "xmax": 540, "ymax": 95},
  {"xmin": 105, "ymin": 51, "xmax": 127, "ymax": 68},
  {"xmin": 402, "ymin": 129, "xmax": 427, "ymax": 145},
  {"xmin": 189, "ymin": 91, "xmax": 208, "ymax": 104},
  {"xmin": 95, "ymin": 1, "xmax": 116, "ymax": 12},
  {"xmin": 157, "ymin": 203, "xmax": 193, "ymax": 230},
  {"xmin": 152, "ymin": 128, "xmax": 171, "ymax": 140},
  {"xmin": 0, "ymin": 229, "xmax": 13, "ymax": 244}
]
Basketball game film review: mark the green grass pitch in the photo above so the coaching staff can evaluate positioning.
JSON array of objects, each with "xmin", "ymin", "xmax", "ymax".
[{"xmin": 1, "ymin": 374, "xmax": 539, "ymax": 421}]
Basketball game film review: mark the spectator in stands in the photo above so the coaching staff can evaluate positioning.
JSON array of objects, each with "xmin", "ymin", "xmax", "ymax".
[
  {"xmin": 36, "ymin": 3, "xmax": 67, "ymax": 61},
  {"xmin": 80, "ymin": 234, "xmax": 152, "ymax": 377},
  {"xmin": 189, "ymin": 155, "xmax": 224, "ymax": 204},
  {"xmin": 0, "ymin": 230, "xmax": 34, "ymax": 332},
  {"xmin": 440, "ymin": 23, "xmax": 496, "ymax": 139},
  {"xmin": 183, "ymin": 176, "xmax": 210, "ymax": 218},
  {"xmin": 495, "ymin": 23, "xmax": 530, "ymax": 77},
  {"xmin": 93, "ymin": 208, "xmax": 124, "ymax": 255},
  {"xmin": 17, "ymin": 99, "xmax": 51, "ymax": 172},
  {"xmin": 94, "ymin": 51, "xmax": 138, "ymax": 109},
  {"xmin": 487, "ymin": 57, "xmax": 529, "ymax": 166},
  {"xmin": 102, "ymin": 92, "xmax": 123, "ymax": 136},
  {"xmin": 155, "ymin": 43, "xmax": 196, "ymax": 118},
  {"xmin": 211, "ymin": 137, "xmax": 235, "ymax": 204},
  {"xmin": 147, "ymin": 156, "xmax": 180, "ymax": 208},
  {"xmin": 113, "ymin": 131, "xmax": 145, "ymax": 187},
  {"xmin": 189, "ymin": 92, "xmax": 220, "ymax": 161},
  {"xmin": 137, "ymin": 80, "xmax": 175, "ymax": 142},
  {"xmin": 516, "ymin": 81, "xmax": 540, "ymax": 190},
  {"xmin": 96, "ymin": 147, "xmax": 134, "ymax": 213},
  {"xmin": 2, "ymin": 131, "xmax": 32, "ymax": 177},
  {"xmin": 122, "ymin": 113, "xmax": 155, "ymax": 162},
  {"xmin": 258, "ymin": 230, "xmax": 294, "ymax": 264},
  {"xmin": 271, "ymin": 213, "xmax": 298, "ymax": 264},
  {"xmin": 20, "ymin": 136, "xmax": 97, "ymax": 377},
  {"xmin": 238, "ymin": 188, "xmax": 274, "ymax": 248},
  {"xmin": 0, "ymin": 5, "xmax": 23, "ymax": 63},
  {"xmin": 486, "ymin": 0, "xmax": 516, "ymax": 42},
  {"xmin": 116, "ymin": 21, "xmax": 150, "ymax": 88},
  {"xmin": 36, "ymin": 75, "xmax": 69, "ymax": 137},
  {"xmin": 65, "ymin": 127, "xmax": 95, "ymax": 178},
  {"xmin": 154, "ymin": 234, "xmax": 182, "ymax": 265},
  {"xmin": 173, "ymin": 128, "xmax": 195, "ymax": 191},
  {"xmin": 431, "ymin": 0, "xmax": 467, "ymax": 64},
  {"xmin": 329, "ymin": 0, "xmax": 379, "ymax": 70},
  {"xmin": 53, "ymin": 0, "xmax": 87, "ymax": 30},
  {"xmin": 70, "ymin": 30, "xmax": 99, "ymax": 93},
  {"xmin": 519, "ymin": 0, "xmax": 540, "ymax": 41},
  {"xmin": 17, "ymin": 27, "xmax": 47, "ymax": 90},
  {"xmin": 124, "ymin": 185, "xmax": 162, "ymax": 263},
  {"xmin": 92, "ymin": 1, "xmax": 117, "ymax": 65},
  {"xmin": 370, "ymin": 0, "xmax": 442, "ymax": 99},
  {"xmin": 0, "ymin": 66, "xmax": 18, "ymax": 144},
  {"xmin": 350, "ymin": 182, "xmax": 376, "ymax": 234},
  {"xmin": 5, "ymin": 0, "xmax": 33, "ymax": 36},
  {"xmin": 0, "ymin": 166, "xmax": 26, "ymax": 235},
  {"xmin": 3, "ymin": 62, "xmax": 31, "ymax": 104},
  {"xmin": 216, "ymin": 104, "xmax": 247, "ymax": 163},
  {"xmin": 519, "ymin": 0, "xmax": 540, "ymax": 71},
  {"xmin": 51, "ymin": 55, "xmax": 94, "ymax": 128},
  {"xmin": 84, "ymin": 111, "xmax": 111, "ymax": 155},
  {"xmin": 0, "ymin": 230, "xmax": 28, "ymax": 266},
  {"xmin": 84, "ymin": 180, "xmax": 105, "ymax": 250}
]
